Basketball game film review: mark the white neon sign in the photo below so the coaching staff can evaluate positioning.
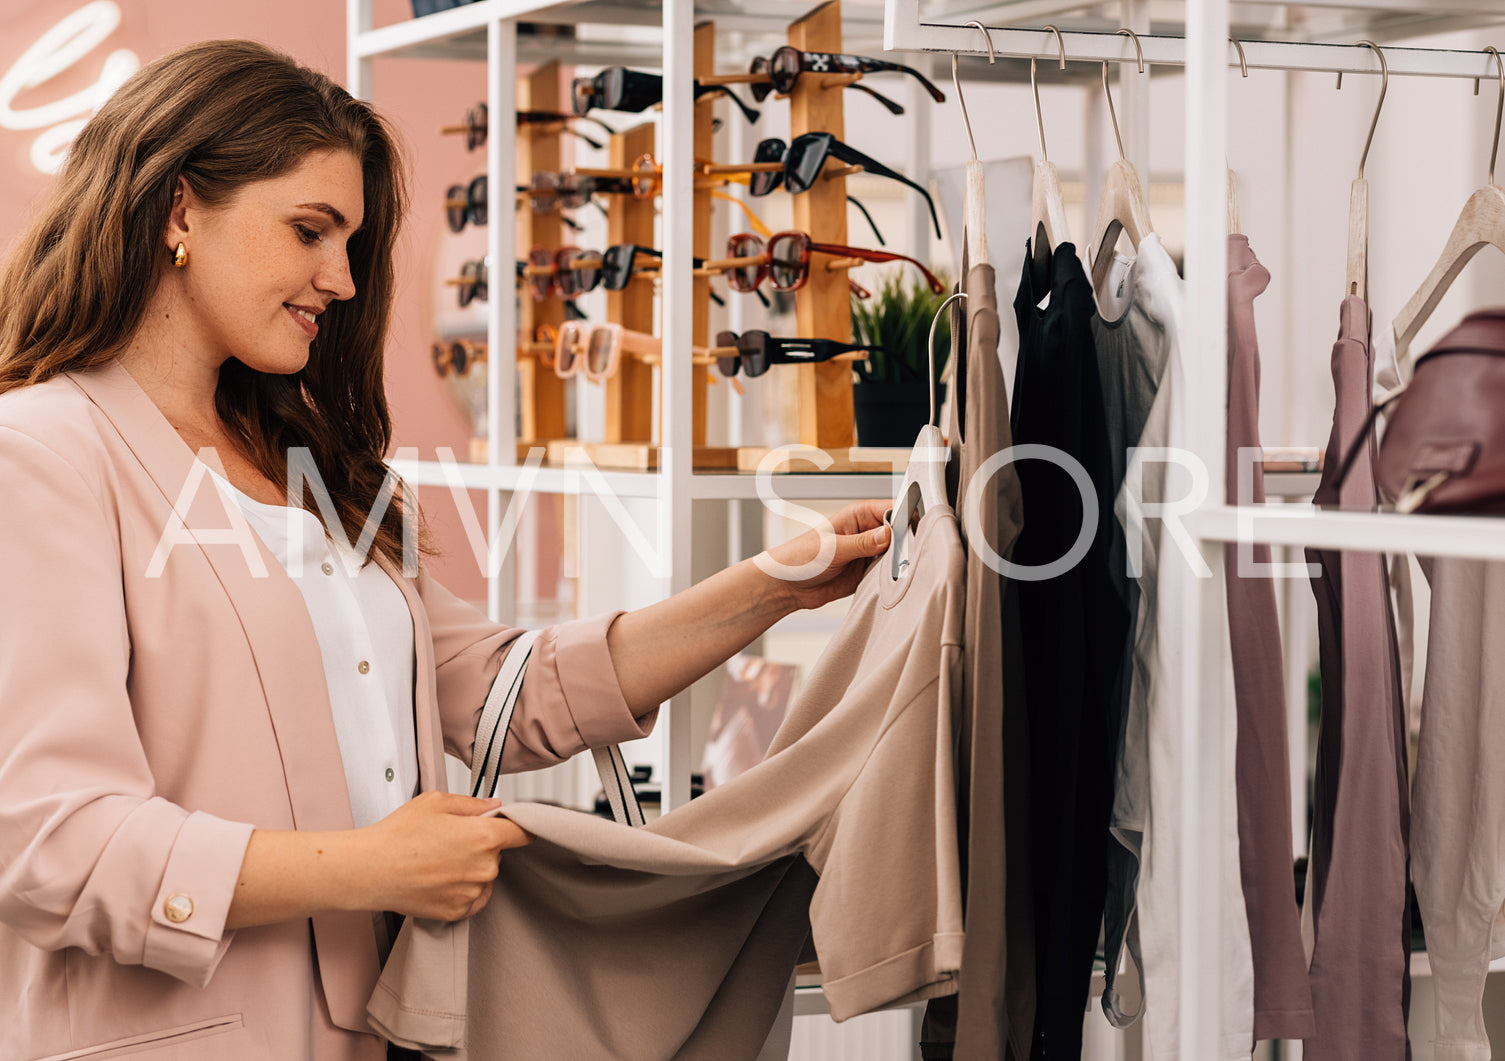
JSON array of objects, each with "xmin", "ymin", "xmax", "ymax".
[{"xmin": 0, "ymin": 1, "xmax": 139, "ymax": 174}]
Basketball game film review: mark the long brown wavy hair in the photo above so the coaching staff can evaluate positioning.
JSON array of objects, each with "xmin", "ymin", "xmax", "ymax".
[{"xmin": 0, "ymin": 39, "xmax": 431, "ymax": 570}]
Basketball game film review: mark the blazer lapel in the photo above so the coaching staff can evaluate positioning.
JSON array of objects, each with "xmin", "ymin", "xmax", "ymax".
[{"xmin": 68, "ymin": 358, "xmax": 382, "ymax": 1032}]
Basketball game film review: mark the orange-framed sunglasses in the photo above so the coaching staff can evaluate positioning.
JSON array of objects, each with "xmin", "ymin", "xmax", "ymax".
[{"xmin": 721, "ymin": 231, "xmax": 944, "ymax": 297}]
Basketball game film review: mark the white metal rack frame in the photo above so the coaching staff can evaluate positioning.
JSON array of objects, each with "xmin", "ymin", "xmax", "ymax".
[
  {"xmin": 885, "ymin": 3, "xmax": 1505, "ymax": 1058},
  {"xmin": 347, "ymin": 0, "xmax": 908, "ymax": 816}
]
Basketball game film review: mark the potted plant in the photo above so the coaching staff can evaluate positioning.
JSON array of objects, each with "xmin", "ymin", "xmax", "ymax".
[{"xmin": 849, "ymin": 270, "xmax": 951, "ymax": 446}]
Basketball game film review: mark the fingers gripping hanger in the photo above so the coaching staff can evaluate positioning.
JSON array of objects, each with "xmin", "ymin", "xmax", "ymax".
[
  {"xmin": 1228, "ymin": 39, "xmax": 1248, "ymax": 234},
  {"xmin": 1391, "ymin": 44, "xmax": 1505, "ymax": 375},
  {"xmin": 1088, "ymin": 28, "xmax": 1154, "ymax": 291},
  {"xmin": 1340, "ymin": 41, "xmax": 1388, "ymax": 302},
  {"xmin": 953, "ymin": 21, "xmax": 995, "ymax": 266},
  {"xmin": 890, "ymin": 292, "xmax": 966, "ymax": 579},
  {"xmin": 1030, "ymin": 26, "xmax": 1070, "ymax": 289}
]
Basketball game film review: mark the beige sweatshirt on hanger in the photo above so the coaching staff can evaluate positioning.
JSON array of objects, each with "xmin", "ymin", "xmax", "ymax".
[{"xmin": 370, "ymin": 505, "xmax": 969, "ymax": 1060}]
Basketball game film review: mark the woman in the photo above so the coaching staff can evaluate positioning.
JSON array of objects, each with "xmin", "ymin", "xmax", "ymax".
[{"xmin": 0, "ymin": 40, "xmax": 890, "ymax": 1060}]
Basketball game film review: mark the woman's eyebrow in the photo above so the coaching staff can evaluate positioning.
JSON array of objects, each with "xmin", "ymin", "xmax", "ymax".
[{"xmin": 295, "ymin": 202, "xmax": 357, "ymax": 229}]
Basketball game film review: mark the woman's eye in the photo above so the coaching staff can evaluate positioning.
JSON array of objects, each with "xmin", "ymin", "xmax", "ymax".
[{"xmin": 295, "ymin": 225, "xmax": 321, "ymax": 245}]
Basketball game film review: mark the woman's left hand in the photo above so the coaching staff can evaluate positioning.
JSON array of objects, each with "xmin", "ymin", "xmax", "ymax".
[{"xmin": 757, "ymin": 498, "xmax": 893, "ymax": 612}]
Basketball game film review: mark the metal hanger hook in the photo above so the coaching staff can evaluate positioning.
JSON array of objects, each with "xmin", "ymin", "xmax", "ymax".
[
  {"xmin": 1485, "ymin": 46, "xmax": 1504, "ymax": 186},
  {"xmin": 1116, "ymin": 27, "xmax": 1145, "ymax": 75},
  {"xmin": 965, "ymin": 20, "xmax": 995, "ymax": 63},
  {"xmin": 953, "ymin": 21, "xmax": 995, "ymax": 163},
  {"xmin": 1100, "ymin": 61, "xmax": 1126, "ymax": 162},
  {"xmin": 1230, "ymin": 37, "xmax": 1248, "ymax": 77},
  {"xmin": 1101, "ymin": 28, "xmax": 1146, "ymax": 162},
  {"xmin": 1033, "ymin": 25, "xmax": 1067, "ymax": 163},
  {"xmin": 1338, "ymin": 41, "xmax": 1387, "ymax": 180}
]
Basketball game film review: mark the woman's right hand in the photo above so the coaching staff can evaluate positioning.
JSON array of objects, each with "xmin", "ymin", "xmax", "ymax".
[{"xmin": 359, "ymin": 791, "xmax": 533, "ymax": 921}]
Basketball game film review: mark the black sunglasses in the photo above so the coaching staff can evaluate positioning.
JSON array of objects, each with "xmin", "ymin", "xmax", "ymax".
[
  {"xmin": 746, "ymin": 133, "xmax": 941, "ymax": 241},
  {"xmin": 456, "ymin": 258, "xmax": 489, "ymax": 307},
  {"xmin": 572, "ymin": 67, "xmax": 760, "ymax": 126},
  {"xmin": 713, "ymin": 329, "xmax": 894, "ymax": 379},
  {"xmin": 444, "ymin": 175, "xmax": 488, "ymax": 233},
  {"xmin": 749, "ymin": 47, "xmax": 944, "ymax": 107},
  {"xmin": 456, "ymin": 103, "xmax": 619, "ymax": 152}
]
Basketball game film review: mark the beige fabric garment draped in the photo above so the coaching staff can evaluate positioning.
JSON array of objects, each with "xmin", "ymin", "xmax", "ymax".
[
  {"xmin": 0, "ymin": 359, "xmax": 654, "ymax": 1061},
  {"xmin": 921, "ymin": 258, "xmax": 1035, "ymax": 1061},
  {"xmin": 370, "ymin": 505, "xmax": 969, "ymax": 1060}
]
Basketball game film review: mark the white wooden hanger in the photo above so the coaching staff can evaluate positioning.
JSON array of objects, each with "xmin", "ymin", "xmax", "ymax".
[
  {"xmin": 1089, "ymin": 28, "xmax": 1154, "ymax": 290},
  {"xmin": 1030, "ymin": 26, "xmax": 1071, "ymax": 286},
  {"xmin": 952, "ymin": 21, "xmax": 995, "ymax": 267},
  {"xmin": 1228, "ymin": 38, "xmax": 1248, "ymax": 234},
  {"xmin": 1339, "ymin": 41, "xmax": 1389, "ymax": 302},
  {"xmin": 890, "ymin": 292, "xmax": 964, "ymax": 579},
  {"xmin": 1392, "ymin": 45, "xmax": 1505, "ymax": 372}
]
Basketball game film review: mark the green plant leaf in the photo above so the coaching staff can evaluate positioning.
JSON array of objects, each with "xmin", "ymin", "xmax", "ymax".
[{"xmin": 849, "ymin": 269, "xmax": 952, "ymax": 384}]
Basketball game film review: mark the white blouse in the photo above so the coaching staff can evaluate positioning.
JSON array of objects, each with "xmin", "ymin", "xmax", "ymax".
[{"xmin": 207, "ymin": 467, "xmax": 418, "ymax": 829}]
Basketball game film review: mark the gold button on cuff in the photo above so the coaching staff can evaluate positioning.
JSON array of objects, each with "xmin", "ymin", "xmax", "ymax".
[
  {"xmin": 321, "ymin": 562, "xmax": 334, "ymax": 576},
  {"xmin": 357, "ymin": 661, "xmax": 370, "ymax": 675},
  {"xmin": 384, "ymin": 768, "xmax": 395, "ymax": 782},
  {"xmin": 163, "ymin": 894, "xmax": 194, "ymax": 923}
]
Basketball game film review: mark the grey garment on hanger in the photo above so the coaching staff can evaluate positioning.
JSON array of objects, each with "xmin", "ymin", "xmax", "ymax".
[
  {"xmin": 920, "ymin": 256, "xmax": 1035, "ymax": 1061},
  {"xmin": 370, "ymin": 507, "xmax": 969, "ymax": 1061},
  {"xmin": 1224, "ymin": 235, "xmax": 1315, "ymax": 1042},
  {"xmin": 1089, "ymin": 247, "xmax": 1164, "ymax": 1026},
  {"xmin": 1096, "ymin": 234, "xmax": 1254, "ymax": 1060},
  {"xmin": 1413, "ymin": 556, "xmax": 1505, "ymax": 1061},
  {"xmin": 1303, "ymin": 295, "xmax": 1411, "ymax": 1061}
]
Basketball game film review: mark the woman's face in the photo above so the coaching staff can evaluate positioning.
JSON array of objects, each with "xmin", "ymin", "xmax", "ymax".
[{"xmin": 172, "ymin": 148, "xmax": 365, "ymax": 374}]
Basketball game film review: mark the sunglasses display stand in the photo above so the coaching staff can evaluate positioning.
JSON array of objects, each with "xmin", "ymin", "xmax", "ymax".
[
  {"xmin": 734, "ymin": 0, "xmax": 864, "ymax": 474},
  {"xmin": 515, "ymin": 60, "xmax": 570, "ymax": 454},
  {"xmin": 549, "ymin": 21, "xmax": 738, "ymax": 472}
]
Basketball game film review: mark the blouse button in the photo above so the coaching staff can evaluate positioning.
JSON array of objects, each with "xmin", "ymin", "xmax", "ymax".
[
  {"xmin": 357, "ymin": 661, "xmax": 370, "ymax": 675},
  {"xmin": 321, "ymin": 562, "xmax": 334, "ymax": 576},
  {"xmin": 384, "ymin": 768, "xmax": 395, "ymax": 782}
]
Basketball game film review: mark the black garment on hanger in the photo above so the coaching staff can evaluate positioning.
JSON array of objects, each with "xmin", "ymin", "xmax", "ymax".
[{"xmin": 1011, "ymin": 240, "xmax": 1128, "ymax": 1060}]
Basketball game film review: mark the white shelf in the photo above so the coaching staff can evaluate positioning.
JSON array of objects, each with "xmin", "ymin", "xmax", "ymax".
[
  {"xmin": 356, "ymin": 0, "xmax": 890, "ymax": 63},
  {"xmin": 903, "ymin": 1, "xmax": 1505, "ymax": 53},
  {"xmin": 388, "ymin": 457, "xmax": 900, "ymax": 500},
  {"xmin": 887, "ymin": 14, "xmax": 1505, "ymax": 80},
  {"xmin": 354, "ymin": 0, "xmax": 583, "ymax": 61}
]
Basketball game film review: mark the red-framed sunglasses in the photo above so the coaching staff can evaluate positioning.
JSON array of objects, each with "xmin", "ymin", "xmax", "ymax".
[{"xmin": 723, "ymin": 231, "xmax": 944, "ymax": 297}]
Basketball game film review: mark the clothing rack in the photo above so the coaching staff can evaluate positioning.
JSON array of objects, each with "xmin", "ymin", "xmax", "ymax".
[{"xmin": 881, "ymin": 2, "xmax": 1505, "ymax": 1057}]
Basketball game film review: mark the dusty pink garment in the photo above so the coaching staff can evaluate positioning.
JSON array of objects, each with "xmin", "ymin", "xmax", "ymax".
[
  {"xmin": 0, "ymin": 358, "xmax": 653, "ymax": 1061},
  {"xmin": 1223, "ymin": 235, "xmax": 1315, "ymax": 1041},
  {"xmin": 1303, "ymin": 296, "xmax": 1412, "ymax": 1060}
]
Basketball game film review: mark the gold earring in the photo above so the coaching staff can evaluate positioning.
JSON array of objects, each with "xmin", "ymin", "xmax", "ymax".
[{"xmin": 173, "ymin": 242, "xmax": 187, "ymax": 268}]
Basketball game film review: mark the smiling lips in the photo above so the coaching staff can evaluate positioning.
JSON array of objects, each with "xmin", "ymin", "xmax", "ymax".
[{"xmin": 285, "ymin": 303, "xmax": 320, "ymax": 339}]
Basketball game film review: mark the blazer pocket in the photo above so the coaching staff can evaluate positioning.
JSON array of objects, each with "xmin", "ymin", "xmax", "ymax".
[{"xmin": 37, "ymin": 1014, "xmax": 244, "ymax": 1060}]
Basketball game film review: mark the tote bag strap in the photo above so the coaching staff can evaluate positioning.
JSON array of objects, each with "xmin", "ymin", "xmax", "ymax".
[{"xmin": 470, "ymin": 629, "xmax": 644, "ymax": 827}]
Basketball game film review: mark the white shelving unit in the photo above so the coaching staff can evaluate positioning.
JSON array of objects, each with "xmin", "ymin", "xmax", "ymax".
[
  {"xmin": 881, "ymin": 3, "xmax": 1505, "ymax": 1058},
  {"xmin": 348, "ymin": 0, "xmax": 909, "ymax": 815}
]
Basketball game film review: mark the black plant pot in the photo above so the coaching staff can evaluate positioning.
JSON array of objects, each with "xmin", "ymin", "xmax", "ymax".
[{"xmin": 853, "ymin": 381, "xmax": 946, "ymax": 447}]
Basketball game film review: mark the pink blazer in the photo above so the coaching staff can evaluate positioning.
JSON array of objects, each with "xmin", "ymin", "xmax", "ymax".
[{"xmin": 0, "ymin": 358, "xmax": 654, "ymax": 1061}]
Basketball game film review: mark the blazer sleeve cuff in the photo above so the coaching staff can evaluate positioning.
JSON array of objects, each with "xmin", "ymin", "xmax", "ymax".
[
  {"xmin": 142, "ymin": 811, "xmax": 256, "ymax": 988},
  {"xmin": 550, "ymin": 611, "xmax": 657, "ymax": 748}
]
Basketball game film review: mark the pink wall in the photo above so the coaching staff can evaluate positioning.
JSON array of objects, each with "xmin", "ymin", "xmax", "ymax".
[{"xmin": 0, "ymin": 0, "xmax": 493, "ymax": 599}]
